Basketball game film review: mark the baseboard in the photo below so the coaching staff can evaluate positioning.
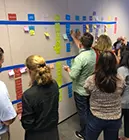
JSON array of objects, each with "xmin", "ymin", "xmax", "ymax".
[{"xmin": 58, "ymin": 112, "xmax": 77, "ymax": 125}]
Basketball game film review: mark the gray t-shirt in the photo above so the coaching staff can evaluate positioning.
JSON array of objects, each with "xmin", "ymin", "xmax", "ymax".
[
  {"xmin": 118, "ymin": 66, "xmax": 129, "ymax": 109},
  {"xmin": 118, "ymin": 66, "xmax": 129, "ymax": 79}
]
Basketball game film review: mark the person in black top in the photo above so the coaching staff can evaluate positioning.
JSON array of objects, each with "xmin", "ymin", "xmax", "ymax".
[{"xmin": 21, "ymin": 55, "xmax": 59, "ymax": 140}]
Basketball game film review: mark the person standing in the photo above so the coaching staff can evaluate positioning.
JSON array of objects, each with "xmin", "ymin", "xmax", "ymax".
[
  {"xmin": 0, "ymin": 47, "xmax": 17, "ymax": 140},
  {"xmin": 118, "ymin": 51, "xmax": 129, "ymax": 140},
  {"xmin": 84, "ymin": 51, "xmax": 124, "ymax": 140},
  {"xmin": 64, "ymin": 33, "xmax": 96, "ymax": 139},
  {"xmin": 21, "ymin": 55, "xmax": 59, "ymax": 140}
]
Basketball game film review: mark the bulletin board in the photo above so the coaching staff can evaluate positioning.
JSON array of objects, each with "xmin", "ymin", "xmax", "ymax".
[{"xmin": 0, "ymin": 0, "xmax": 128, "ymax": 139}]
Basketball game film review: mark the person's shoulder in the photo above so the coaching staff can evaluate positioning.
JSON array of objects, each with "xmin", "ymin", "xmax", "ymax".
[
  {"xmin": 87, "ymin": 74, "xmax": 95, "ymax": 82},
  {"xmin": 117, "ymin": 73, "xmax": 125, "ymax": 87}
]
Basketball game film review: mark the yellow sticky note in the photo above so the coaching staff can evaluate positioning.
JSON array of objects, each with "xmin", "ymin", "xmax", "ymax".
[
  {"xmin": 86, "ymin": 25, "xmax": 89, "ymax": 29},
  {"xmin": 29, "ymin": 30, "xmax": 35, "ymax": 36},
  {"xmin": 108, "ymin": 16, "xmax": 111, "ymax": 28},
  {"xmin": 55, "ymin": 15, "xmax": 60, "ymax": 21},
  {"xmin": 44, "ymin": 32, "xmax": 50, "ymax": 37},
  {"xmin": 93, "ymin": 25, "xmax": 97, "ymax": 29},
  {"xmin": 104, "ymin": 32, "xmax": 108, "ymax": 35}
]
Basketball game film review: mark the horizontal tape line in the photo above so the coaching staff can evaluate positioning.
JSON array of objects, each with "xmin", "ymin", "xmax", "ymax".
[
  {"xmin": 12, "ymin": 82, "xmax": 72, "ymax": 105},
  {"xmin": 0, "ymin": 20, "xmax": 116, "ymax": 25},
  {"xmin": 0, "ymin": 55, "xmax": 76, "ymax": 72}
]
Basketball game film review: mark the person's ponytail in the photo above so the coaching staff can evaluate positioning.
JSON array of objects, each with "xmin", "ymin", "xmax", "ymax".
[{"xmin": 35, "ymin": 65, "xmax": 53, "ymax": 85}]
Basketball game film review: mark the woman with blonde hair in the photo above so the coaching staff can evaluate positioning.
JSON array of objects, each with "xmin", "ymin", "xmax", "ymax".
[
  {"xmin": 94, "ymin": 34, "xmax": 112, "ymax": 52},
  {"xmin": 21, "ymin": 55, "xmax": 59, "ymax": 140}
]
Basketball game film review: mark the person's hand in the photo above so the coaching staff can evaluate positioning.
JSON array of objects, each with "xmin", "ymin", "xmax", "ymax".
[
  {"xmin": 63, "ymin": 65, "xmax": 70, "ymax": 72},
  {"xmin": 70, "ymin": 30, "xmax": 75, "ymax": 38}
]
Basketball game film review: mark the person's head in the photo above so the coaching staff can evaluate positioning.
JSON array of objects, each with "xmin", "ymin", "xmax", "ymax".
[
  {"xmin": 119, "ymin": 51, "xmax": 129, "ymax": 69},
  {"xmin": 94, "ymin": 35, "xmax": 112, "ymax": 52},
  {"xmin": 25, "ymin": 55, "xmax": 53, "ymax": 85},
  {"xmin": 95, "ymin": 51, "xmax": 118, "ymax": 93},
  {"xmin": 0, "ymin": 47, "xmax": 4, "ymax": 68},
  {"xmin": 79, "ymin": 32, "xmax": 94, "ymax": 49}
]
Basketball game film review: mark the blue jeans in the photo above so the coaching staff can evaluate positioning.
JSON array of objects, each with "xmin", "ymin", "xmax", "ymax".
[
  {"xmin": 74, "ymin": 92, "xmax": 90, "ymax": 138},
  {"xmin": 86, "ymin": 112, "xmax": 122, "ymax": 140}
]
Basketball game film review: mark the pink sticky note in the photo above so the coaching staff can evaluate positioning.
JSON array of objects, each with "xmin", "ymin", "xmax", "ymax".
[
  {"xmin": 20, "ymin": 67, "xmax": 27, "ymax": 74},
  {"xmin": 8, "ymin": 70, "xmax": 15, "ymax": 76},
  {"xmin": 23, "ymin": 26, "xmax": 29, "ymax": 32}
]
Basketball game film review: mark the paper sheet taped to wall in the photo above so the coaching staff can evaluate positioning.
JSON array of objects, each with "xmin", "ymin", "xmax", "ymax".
[{"xmin": 14, "ymin": 69, "xmax": 23, "ymax": 115}]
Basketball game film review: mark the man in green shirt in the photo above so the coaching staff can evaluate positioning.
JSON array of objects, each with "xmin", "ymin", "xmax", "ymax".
[{"xmin": 64, "ymin": 32, "xmax": 96, "ymax": 140}]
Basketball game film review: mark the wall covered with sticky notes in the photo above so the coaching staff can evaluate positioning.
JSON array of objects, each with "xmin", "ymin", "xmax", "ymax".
[{"xmin": 0, "ymin": 0, "xmax": 129, "ymax": 140}]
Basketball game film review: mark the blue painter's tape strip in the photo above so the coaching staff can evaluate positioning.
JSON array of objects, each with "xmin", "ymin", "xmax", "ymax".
[
  {"xmin": 0, "ymin": 20, "xmax": 116, "ymax": 25},
  {"xmin": 12, "ymin": 82, "xmax": 72, "ymax": 105},
  {"xmin": 0, "ymin": 56, "xmax": 76, "ymax": 72},
  {"xmin": 59, "ymin": 82, "xmax": 72, "ymax": 89},
  {"xmin": 0, "ymin": 64, "xmax": 25, "ymax": 72},
  {"xmin": 12, "ymin": 99, "xmax": 22, "ymax": 105}
]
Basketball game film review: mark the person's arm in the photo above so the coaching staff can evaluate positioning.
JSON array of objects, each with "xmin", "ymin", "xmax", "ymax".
[
  {"xmin": 3, "ymin": 118, "xmax": 16, "ymax": 126},
  {"xmin": 21, "ymin": 94, "xmax": 35, "ymax": 130},
  {"xmin": 84, "ymin": 76, "xmax": 93, "ymax": 95},
  {"xmin": 71, "ymin": 30, "xmax": 81, "ymax": 49},
  {"xmin": 64, "ymin": 56, "xmax": 83, "ymax": 80},
  {"xmin": 0, "ymin": 83, "xmax": 17, "ymax": 126}
]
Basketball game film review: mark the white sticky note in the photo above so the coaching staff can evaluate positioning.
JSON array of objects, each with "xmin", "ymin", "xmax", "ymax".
[
  {"xmin": 20, "ymin": 67, "xmax": 27, "ymax": 74},
  {"xmin": 63, "ymin": 34, "xmax": 68, "ymax": 40},
  {"xmin": 8, "ymin": 70, "xmax": 15, "ymax": 76}
]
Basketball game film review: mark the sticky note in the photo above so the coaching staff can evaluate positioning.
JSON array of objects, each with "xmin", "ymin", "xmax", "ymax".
[
  {"xmin": 20, "ymin": 67, "xmax": 27, "ymax": 74},
  {"xmin": 55, "ymin": 15, "xmax": 60, "ymax": 21},
  {"xmin": 83, "ymin": 16, "xmax": 86, "ymax": 21},
  {"xmin": 65, "ymin": 14, "xmax": 71, "ymax": 20},
  {"xmin": 114, "ymin": 17, "xmax": 117, "ymax": 34},
  {"xmin": 66, "ymin": 43, "xmax": 71, "ymax": 52},
  {"xmin": 89, "ymin": 16, "xmax": 93, "ymax": 21},
  {"xmin": 44, "ymin": 32, "xmax": 50, "ymax": 37},
  {"xmin": 108, "ymin": 16, "xmax": 111, "ymax": 28},
  {"xmin": 95, "ymin": 16, "xmax": 99, "ymax": 21},
  {"xmin": 63, "ymin": 34, "xmax": 68, "ymax": 40},
  {"xmin": 28, "ymin": 14, "xmax": 35, "ymax": 21},
  {"xmin": 93, "ymin": 25, "xmax": 97, "ymax": 29},
  {"xmin": 59, "ymin": 91, "xmax": 62, "ymax": 102},
  {"xmin": 75, "ymin": 15, "xmax": 80, "ymax": 21},
  {"xmin": 68, "ymin": 84, "xmax": 72, "ymax": 98},
  {"xmin": 83, "ymin": 25, "xmax": 86, "ymax": 33},
  {"xmin": 93, "ymin": 11, "xmax": 97, "ymax": 16},
  {"xmin": 29, "ymin": 30, "xmax": 35, "ymax": 36},
  {"xmin": 66, "ymin": 59, "xmax": 71, "ymax": 67},
  {"xmin": 66, "ymin": 24, "xmax": 70, "ymax": 29},
  {"xmin": 8, "ymin": 70, "xmax": 15, "ymax": 77},
  {"xmin": 8, "ymin": 13, "xmax": 17, "ymax": 21},
  {"xmin": 23, "ymin": 26, "xmax": 29, "ymax": 32},
  {"xmin": 29, "ymin": 26, "xmax": 35, "ymax": 31}
]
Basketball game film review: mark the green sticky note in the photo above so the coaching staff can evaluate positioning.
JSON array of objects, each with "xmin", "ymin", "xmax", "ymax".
[
  {"xmin": 55, "ymin": 15, "xmax": 60, "ymax": 21},
  {"xmin": 59, "ymin": 91, "xmax": 62, "ymax": 102}
]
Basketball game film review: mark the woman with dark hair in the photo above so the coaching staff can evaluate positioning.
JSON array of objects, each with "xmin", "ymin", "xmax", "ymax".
[
  {"xmin": 21, "ymin": 55, "xmax": 59, "ymax": 140},
  {"xmin": 84, "ymin": 51, "xmax": 124, "ymax": 140},
  {"xmin": 118, "ymin": 51, "xmax": 129, "ymax": 140}
]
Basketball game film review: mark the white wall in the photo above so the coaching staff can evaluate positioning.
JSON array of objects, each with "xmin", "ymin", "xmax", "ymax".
[{"xmin": 0, "ymin": 0, "xmax": 128, "ymax": 140}]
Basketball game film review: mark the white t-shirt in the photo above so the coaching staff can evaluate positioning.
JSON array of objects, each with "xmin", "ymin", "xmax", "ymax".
[{"xmin": 0, "ymin": 81, "xmax": 16, "ymax": 135}]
